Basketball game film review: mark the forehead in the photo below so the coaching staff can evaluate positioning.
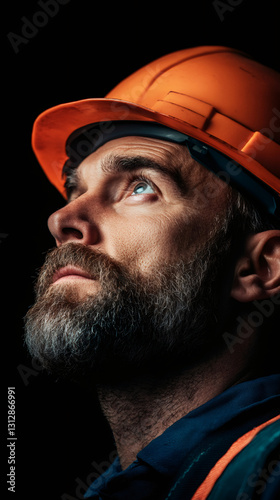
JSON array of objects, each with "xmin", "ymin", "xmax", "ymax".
[
  {"xmin": 79, "ymin": 135, "xmax": 189, "ymax": 170},
  {"xmin": 74, "ymin": 135, "xmax": 212, "ymax": 187},
  {"xmin": 65, "ymin": 135, "xmax": 227, "ymax": 202}
]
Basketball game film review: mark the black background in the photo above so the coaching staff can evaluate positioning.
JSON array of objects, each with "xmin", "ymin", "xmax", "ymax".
[{"xmin": 3, "ymin": 1, "xmax": 280, "ymax": 499}]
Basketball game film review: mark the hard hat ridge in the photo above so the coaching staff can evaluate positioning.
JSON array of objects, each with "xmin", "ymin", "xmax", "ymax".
[{"xmin": 31, "ymin": 45, "xmax": 280, "ymax": 217}]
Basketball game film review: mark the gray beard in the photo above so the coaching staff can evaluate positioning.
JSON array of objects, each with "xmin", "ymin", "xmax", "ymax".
[{"xmin": 24, "ymin": 224, "xmax": 234, "ymax": 384}]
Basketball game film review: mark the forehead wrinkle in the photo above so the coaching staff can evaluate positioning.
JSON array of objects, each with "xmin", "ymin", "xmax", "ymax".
[
  {"xmin": 99, "ymin": 138, "xmax": 188, "ymax": 173},
  {"xmin": 100, "ymin": 151, "xmax": 192, "ymax": 196},
  {"xmin": 100, "ymin": 152, "xmax": 170, "ymax": 174},
  {"xmin": 66, "ymin": 140, "xmax": 210, "ymax": 201}
]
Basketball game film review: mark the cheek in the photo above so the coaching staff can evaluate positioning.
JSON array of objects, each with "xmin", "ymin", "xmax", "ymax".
[{"xmin": 106, "ymin": 213, "xmax": 200, "ymax": 274}]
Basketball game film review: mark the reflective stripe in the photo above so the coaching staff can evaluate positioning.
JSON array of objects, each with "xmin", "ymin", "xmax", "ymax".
[{"xmin": 191, "ymin": 414, "xmax": 280, "ymax": 500}]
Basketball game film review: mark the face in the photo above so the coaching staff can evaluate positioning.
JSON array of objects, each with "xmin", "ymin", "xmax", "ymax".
[
  {"xmin": 50, "ymin": 136, "xmax": 229, "ymax": 275},
  {"xmin": 24, "ymin": 136, "xmax": 234, "ymax": 383}
]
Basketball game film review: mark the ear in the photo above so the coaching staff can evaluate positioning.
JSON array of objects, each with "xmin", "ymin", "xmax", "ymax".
[{"xmin": 231, "ymin": 230, "xmax": 280, "ymax": 302}]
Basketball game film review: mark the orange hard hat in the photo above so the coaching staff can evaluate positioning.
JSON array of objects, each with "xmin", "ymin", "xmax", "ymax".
[{"xmin": 32, "ymin": 46, "xmax": 280, "ymax": 218}]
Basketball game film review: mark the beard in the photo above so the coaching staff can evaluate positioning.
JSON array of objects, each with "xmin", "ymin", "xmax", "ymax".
[{"xmin": 24, "ymin": 223, "xmax": 235, "ymax": 384}]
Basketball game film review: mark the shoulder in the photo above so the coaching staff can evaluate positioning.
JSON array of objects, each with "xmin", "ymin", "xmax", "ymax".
[
  {"xmin": 166, "ymin": 417, "xmax": 280, "ymax": 500},
  {"xmin": 203, "ymin": 417, "xmax": 280, "ymax": 500}
]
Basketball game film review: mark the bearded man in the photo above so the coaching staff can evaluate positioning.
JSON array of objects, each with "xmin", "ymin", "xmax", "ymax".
[{"xmin": 25, "ymin": 46, "xmax": 280, "ymax": 499}]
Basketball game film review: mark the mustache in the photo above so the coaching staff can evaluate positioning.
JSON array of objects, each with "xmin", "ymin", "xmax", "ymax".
[{"xmin": 34, "ymin": 242, "xmax": 124, "ymax": 298}]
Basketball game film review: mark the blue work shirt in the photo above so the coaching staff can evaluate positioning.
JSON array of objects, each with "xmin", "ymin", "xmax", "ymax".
[{"xmin": 84, "ymin": 374, "xmax": 280, "ymax": 499}]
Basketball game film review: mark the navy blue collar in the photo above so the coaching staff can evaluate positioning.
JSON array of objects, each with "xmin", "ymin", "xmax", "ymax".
[{"xmin": 137, "ymin": 373, "xmax": 280, "ymax": 476}]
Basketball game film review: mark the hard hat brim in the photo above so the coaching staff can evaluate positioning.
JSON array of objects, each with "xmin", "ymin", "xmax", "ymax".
[
  {"xmin": 32, "ymin": 97, "xmax": 280, "ymax": 200},
  {"xmin": 32, "ymin": 98, "xmax": 166, "ymax": 197}
]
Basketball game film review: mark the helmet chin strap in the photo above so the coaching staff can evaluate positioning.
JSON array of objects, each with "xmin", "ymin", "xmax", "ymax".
[{"xmin": 66, "ymin": 120, "xmax": 280, "ymax": 222}]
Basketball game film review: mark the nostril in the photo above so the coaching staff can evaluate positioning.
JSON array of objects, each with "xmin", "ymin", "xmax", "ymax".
[
  {"xmin": 48, "ymin": 204, "xmax": 100, "ymax": 246},
  {"xmin": 62, "ymin": 228, "xmax": 83, "ymax": 239}
]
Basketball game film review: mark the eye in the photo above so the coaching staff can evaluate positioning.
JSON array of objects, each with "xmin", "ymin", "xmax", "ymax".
[{"xmin": 131, "ymin": 181, "xmax": 155, "ymax": 196}]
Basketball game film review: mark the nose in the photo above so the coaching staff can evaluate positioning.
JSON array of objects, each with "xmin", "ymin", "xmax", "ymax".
[{"xmin": 48, "ymin": 196, "xmax": 100, "ymax": 247}]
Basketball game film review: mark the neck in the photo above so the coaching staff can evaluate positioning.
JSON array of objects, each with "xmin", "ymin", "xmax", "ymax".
[{"xmin": 97, "ymin": 349, "xmax": 252, "ymax": 470}]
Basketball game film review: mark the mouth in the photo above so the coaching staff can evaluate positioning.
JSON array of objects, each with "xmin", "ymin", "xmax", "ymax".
[{"xmin": 52, "ymin": 266, "xmax": 94, "ymax": 284}]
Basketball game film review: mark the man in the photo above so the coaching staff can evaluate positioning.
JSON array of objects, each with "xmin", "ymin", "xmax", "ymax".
[{"xmin": 25, "ymin": 46, "xmax": 280, "ymax": 499}]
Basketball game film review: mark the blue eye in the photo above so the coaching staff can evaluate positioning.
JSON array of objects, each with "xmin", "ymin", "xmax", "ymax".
[{"xmin": 132, "ymin": 181, "xmax": 155, "ymax": 196}]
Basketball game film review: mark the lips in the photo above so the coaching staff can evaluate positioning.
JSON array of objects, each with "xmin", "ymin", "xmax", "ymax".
[{"xmin": 52, "ymin": 266, "xmax": 93, "ymax": 284}]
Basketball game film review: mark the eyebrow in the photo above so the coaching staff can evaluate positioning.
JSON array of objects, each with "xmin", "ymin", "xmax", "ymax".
[
  {"xmin": 101, "ymin": 154, "xmax": 188, "ymax": 194},
  {"xmin": 64, "ymin": 153, "xmax": 188, "ymax": 200}
]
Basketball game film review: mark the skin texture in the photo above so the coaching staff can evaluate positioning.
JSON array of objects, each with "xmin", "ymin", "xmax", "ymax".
[
  {"xmin": 37, "ymin": 137, "xmax": 280, "ymax": 469},
  {"xmin": 48, "ymin": 137, "xmax": 230, "ymax": 277}
]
